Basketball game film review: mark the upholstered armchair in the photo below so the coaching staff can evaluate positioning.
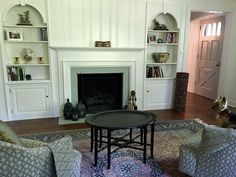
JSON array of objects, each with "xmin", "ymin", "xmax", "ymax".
[
  {"xmin": 178, "ymin": 125, "xmax": 236, "ymax": 177},
  {"xmin": 0, "ymin": 120, "xmax": 82, "ymax": 177}
]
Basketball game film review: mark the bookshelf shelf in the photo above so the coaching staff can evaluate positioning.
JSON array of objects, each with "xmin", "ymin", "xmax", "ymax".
[
  {"xmin": 146, "ymin": 62, "xmax": 177, "ymax": 65},
  {"xmin": 7, "ymin": 64, "xmax": 49, "ymax": 67},
  {"xmin": 3, "ymin": 25, "xmax": 47, "ymax": 28},
  {"xmin": 6, "ymin": 80, "xmax": 51, "ymax": 84},
  {"xmin": 4, "ymin": 40, "xmax": 48, "ymax": 43}
]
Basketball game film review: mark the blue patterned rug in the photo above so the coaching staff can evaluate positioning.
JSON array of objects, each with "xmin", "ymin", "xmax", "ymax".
[
  {"xmin": 80, "ymin": 149, "xmax": 167, "ymax": 177},
  {"xmin": 23, "ymin": 120, "xmax": 204, "ymax": 177}
]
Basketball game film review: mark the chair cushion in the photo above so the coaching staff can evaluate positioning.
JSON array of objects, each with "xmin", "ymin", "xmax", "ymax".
[
  {"xmin": 0, "ymin": 120, "xmax": 22, "ymax": 145},
  {"xmin": 199, "ymin": 125, "xmax": 233, "ymax": 155}
]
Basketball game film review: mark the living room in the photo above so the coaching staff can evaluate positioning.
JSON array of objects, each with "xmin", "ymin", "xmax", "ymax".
[{"xmin": 1, "ymin": 0, "xmax": 236, "ymax": 176}]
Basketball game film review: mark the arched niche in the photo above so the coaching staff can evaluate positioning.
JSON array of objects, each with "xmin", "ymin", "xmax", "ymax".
[
  {"xmin": 149, "ymin": 13, "xmax": 178, "ymax": 30},
  {"xmin": 3, "ymin": 4, "xmax": 45, "ymax": 26}
]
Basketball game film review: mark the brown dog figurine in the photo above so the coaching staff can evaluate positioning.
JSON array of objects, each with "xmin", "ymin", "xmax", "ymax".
[{"xmin": 212, "ymin": 96, "xmax": 236, "ymax": 127}]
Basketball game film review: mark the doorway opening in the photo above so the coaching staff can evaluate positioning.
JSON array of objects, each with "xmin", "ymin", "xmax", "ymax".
[{"xmin": 186, "ymin": 12, "xmax": 226, "ymax": 100}]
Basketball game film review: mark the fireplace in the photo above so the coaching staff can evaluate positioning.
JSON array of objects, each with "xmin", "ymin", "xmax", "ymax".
[
  {"xmin": 56, "ymin": 48, "xmax": 145, "ymax": 115},
  {"xmin": 77, "ymin": 73, "xmax": 123, "ymax": 113}
]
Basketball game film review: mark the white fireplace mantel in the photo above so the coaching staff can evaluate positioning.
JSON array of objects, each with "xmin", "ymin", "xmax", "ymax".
[{"xmin": 53, "ymin": 47, "xmax": 145, "ymax": 112}]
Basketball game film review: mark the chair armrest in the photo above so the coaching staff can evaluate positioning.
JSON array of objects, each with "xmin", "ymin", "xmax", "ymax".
[{"xmin": 20, "ymin": 138, "xmax": 47, "ymax": 148}]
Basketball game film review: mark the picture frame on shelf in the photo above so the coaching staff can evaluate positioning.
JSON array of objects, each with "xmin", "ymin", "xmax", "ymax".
[
  {"xmin": 6, "ymin": 30, "xmax": 23, "ymax": 41},
  {"xmin": 148, "ymin": 34, "xmax": 157, "ymax": 43}
]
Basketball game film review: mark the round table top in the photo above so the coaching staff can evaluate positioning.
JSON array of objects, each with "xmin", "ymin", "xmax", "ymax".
[{"xmin": 85, "ymin": 110, "xmax": 156, "ymax": 129}]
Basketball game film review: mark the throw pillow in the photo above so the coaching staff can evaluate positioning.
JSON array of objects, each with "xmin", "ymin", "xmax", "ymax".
[
  {"xmin": 0, "ymin": 120, "xmax": 22, "ymax": 145},
  {"xmin": 199, "ymin": 125, "xmax": 233, "ymax": 155}
]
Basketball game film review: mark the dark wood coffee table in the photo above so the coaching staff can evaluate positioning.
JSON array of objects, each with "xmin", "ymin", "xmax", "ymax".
[{"xmin": 85, "ymin": 110, "xmax": 156, "ymax": 169}]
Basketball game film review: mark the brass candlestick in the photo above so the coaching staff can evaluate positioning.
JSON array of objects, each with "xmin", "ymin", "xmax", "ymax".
[
  {"xmin": 39, "ymin": 57, "xmax": 44, "ymax": 64},
  {"xmin": 15, "ymin": 57, "xmax": 19, "ymax": 64}
]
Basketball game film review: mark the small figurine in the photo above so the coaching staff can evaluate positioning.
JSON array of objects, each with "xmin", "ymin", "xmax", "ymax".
[
  {"xmin": 17, "ymin": 11, "xmax": 32, "ymax": 25},
  {"xmin": 127, "ymin": 90, "xmax": 137, "ymax": 110},
  {"xmin": 23, "ymin": 48, "xmax": 34, "ymax": 64},
  {"xmin": 153, "ymin": 18, "xmax": 168, "ymax": 30},
  {"xmin": 130, "ymin": 90, "xmax": 137, "ymax": 110}
]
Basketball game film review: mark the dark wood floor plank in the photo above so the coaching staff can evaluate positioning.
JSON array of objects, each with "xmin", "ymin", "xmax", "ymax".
[{"xmin": 7, "ymin": 92, "xmax": 220, "ymax": 136}]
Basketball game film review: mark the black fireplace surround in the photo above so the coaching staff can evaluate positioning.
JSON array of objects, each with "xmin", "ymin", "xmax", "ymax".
[{"xmin": 77, "ymin": 73, "xmax": 123, "ymax": 113}]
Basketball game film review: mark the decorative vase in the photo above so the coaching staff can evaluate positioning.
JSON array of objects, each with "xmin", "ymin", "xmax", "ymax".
[
  {"xmin": 76, "ymin": 101, "xmax": 86, "ymax": 118},
  {"xmin": 63, "ymin": 99, "xmax": 74, "ymax": 120}
]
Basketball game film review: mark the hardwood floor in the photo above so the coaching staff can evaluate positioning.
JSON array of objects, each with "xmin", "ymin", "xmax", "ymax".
[{"xmin": 7, "ymin": 92, "xmax": 220, "ymax": 136}]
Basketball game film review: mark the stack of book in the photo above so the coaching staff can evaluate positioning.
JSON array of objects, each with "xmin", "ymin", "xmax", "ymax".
[
  {"xmin": 164, "ymin": 32, "xmax": 176, "ymax": 43},
  {"xmin": 8, "ymin": 67, "xmax": 25, "ymax": 81},
  {"xmin": 146, "ymin": 66, "xmax": 164, "ymax": 78}
]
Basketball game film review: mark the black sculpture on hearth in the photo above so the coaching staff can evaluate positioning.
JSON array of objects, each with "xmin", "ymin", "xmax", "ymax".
[
  {"xmin": 63, "ymin": 99, "xmax": 74, "ymax": 120},
  {"xmin": 76, "ymin": 100, "xmax": 86, "ymax": 118}
]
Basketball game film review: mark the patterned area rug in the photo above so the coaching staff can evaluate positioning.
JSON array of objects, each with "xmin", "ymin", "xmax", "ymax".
[{"xmin": 24, "ymin": 120, "xmax": 204, "ymax": 177}]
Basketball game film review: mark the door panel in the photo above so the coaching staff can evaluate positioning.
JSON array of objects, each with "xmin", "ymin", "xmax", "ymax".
[
  {"xmin": 210, "ymin": 40, "xmax": 220, "ymax": 61},
  {"xmin": 201, "ymin": 41, "xmax": 209, "ymax": 60}
]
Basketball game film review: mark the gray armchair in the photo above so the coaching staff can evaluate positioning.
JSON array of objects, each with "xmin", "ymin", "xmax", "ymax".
[
  {"xmin": 0, "ymin": 120, "xmax": 82, "ymax": 177},
  {"xmin": 178, "ymin": 125, "xmax": 236, "ymax": 177}
]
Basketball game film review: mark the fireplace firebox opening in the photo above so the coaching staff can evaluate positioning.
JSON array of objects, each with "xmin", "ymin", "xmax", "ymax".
[{"xmin": 77, "ymin": 73, "xmax": 123, "ymax": 113}]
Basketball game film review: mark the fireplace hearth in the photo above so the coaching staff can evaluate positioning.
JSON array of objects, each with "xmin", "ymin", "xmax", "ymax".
[{"xmin": 78, "ymin": 73, "xmax": 123, "ymax": 113}]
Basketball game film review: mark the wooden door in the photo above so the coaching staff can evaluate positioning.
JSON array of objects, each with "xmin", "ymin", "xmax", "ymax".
[{"xmin": 195, "ymin": 16, "xmax": 225, "ymax": 99}]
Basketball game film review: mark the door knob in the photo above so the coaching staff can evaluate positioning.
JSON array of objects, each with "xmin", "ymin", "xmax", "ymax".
[{"xmin": 216, "ymin": 62, "xmax": 221, "ymax": 67}]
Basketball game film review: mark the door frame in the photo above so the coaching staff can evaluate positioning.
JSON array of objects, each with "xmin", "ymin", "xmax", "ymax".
[{"xmin": 185, "ymin": 12, "xmax": 229, "ymax": 99}]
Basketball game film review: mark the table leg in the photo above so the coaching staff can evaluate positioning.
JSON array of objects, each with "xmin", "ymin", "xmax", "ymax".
[
  {"xmin": 150, "ymin": 123, "xmax": 155, "ymax": 158},
  {"xmin": 90, "ymin": 127, "xmax": 93, "ymax": 152},
  {"xmin": 94, "ymin": 127, "xmax": 98, "ymax": 167},
  {"xmin": 129, "ymin": 128, "xmax": 132, "ymax": 141},
  {"xmin": 99, "ymin": 128, "xmax": 102, "ymax": 148},
  {"xmin": 107, "ymin": 129, "xmax": 111, "ymax": 169},
  {"xmin": 140, "ymin": 128, "xmax": 143, "ymax": 144},
  {"xmin": 143, "ymin": 126, "xmax": 147, "ymax": 164}
]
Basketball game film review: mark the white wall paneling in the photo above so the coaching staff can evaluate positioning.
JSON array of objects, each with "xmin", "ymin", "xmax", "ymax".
[{"xmin": 47, "ymin": 0, "xmax": 146, "ymax": 48}]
